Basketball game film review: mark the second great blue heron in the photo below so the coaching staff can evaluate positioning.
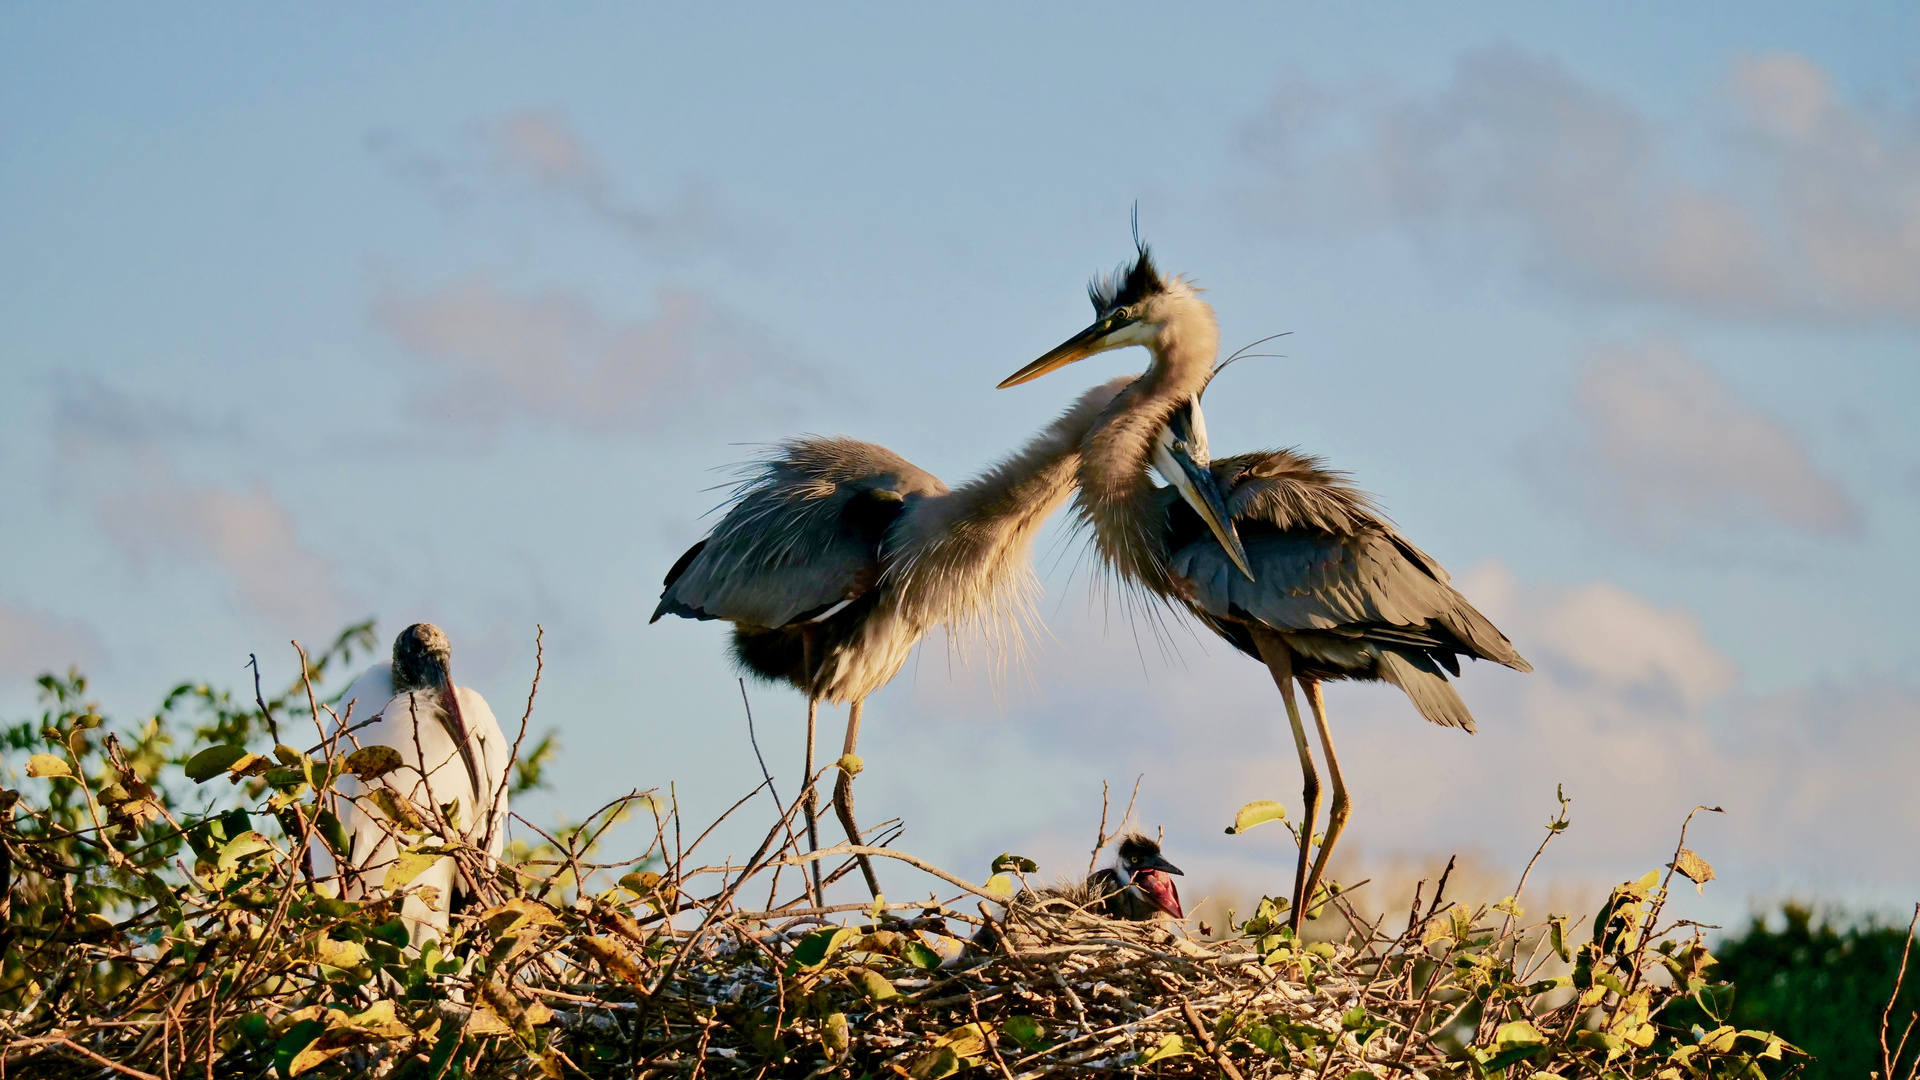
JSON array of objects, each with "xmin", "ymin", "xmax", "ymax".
[
  {"xmin": 653, "ymin": 377, "xmax": 1131, "ymax": 899},
  {"xmin": 1000, "ymin": 243, "xmax": 1530, "ymax": 928}
]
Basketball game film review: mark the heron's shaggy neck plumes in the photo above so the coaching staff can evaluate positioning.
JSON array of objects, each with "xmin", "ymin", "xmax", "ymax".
[
  {"xmin": 884, "ymin": 375, "xmax": 1134, "ymax": 671},
  {"xmin": 1077, "ymin": 282, "xmax": 1220, "ymax": 593}
]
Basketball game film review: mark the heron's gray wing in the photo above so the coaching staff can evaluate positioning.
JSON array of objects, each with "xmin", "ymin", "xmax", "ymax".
[
  {"xmin": 652, "ymin": 437, "xmax": 948, "ymax": 629},
  {"xmin": 1170, "ymin": 450, "xmax": 1530, "ymax": 673}
]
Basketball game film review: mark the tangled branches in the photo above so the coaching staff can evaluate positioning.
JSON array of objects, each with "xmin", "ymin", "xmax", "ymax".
[{"xmin": 0, "ymin": 636, "xmax": 1817, "ymax": 1078}]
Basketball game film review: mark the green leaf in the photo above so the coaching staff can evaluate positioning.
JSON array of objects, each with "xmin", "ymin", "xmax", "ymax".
[
  {"xmin": 217, "ymin": 831, "xmax": 275, "ymax": 870},
  {"xmin": 315, "ymin": 810, "xmax": 350, "ymax": 859},
  {"xmin": 850, "ymin": 967, "xmax": 899, "ymax": 1002},
  {"xmin": 1225, "ymin": 800, "xmax": 1288, "ymax": 835},
  {"xmin": 1494, "ymin": 1021, "xmax": 1546, "ymax": 1050},
  {"xmin": 903, "ymin": 940, "xmax": 943, "ymax": 971},
  {"xmin": 25, "ymin": 753, "xmax": 72, "ymax": 779},
  {"xmin": 787, "ymin": 926, "xmax": 859, "ymax": 972},
  {"xmin": 185, "ymin": 744, "xmax": 251, "ymax": 783},
  {"xmin": 909, "ymin": 1045, "xmax": 961, "ymax": 1080},
  {"xmin": 273, "ymin": 1019, "xmax": 327, "ymax": 1078},
  {"xmin": 1001, "ymin": 1016, "xmax": 1046, "ymax": 1051},
  {"xmin": 991, "ymin": 852, "xmax": 1038, "ymax": 874}
]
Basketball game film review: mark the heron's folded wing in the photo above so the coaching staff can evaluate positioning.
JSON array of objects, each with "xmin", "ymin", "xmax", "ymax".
[
  {"xmin": 653, "ymin": 437, "xmax": 946, "ymax": 628},
  {"xmin": 1171, "ymin": 529, "xmax": 1527, "ymax": 670}
]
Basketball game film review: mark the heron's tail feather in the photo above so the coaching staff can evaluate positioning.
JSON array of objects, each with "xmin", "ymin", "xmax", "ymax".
[{"xmin": 1372, "ymin": 648, "xmax": 1477, "ymax": 732}]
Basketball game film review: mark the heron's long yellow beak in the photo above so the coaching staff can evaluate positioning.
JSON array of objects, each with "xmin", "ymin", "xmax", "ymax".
[
  {"xmin": 999, "ymin": 316, "xmax": 1135, "ymax": 388},
  {"xmin": 1157, "ymin": 440, "xmax": 1255, "ymax": 582}
]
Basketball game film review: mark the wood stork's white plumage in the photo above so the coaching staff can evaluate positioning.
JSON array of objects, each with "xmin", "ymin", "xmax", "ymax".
[{"xmin": 330, "ymin": 623, "xmax": 510, "ymax": 947}]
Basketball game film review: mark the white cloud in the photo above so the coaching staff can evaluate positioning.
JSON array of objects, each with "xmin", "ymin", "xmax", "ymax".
[
  {"xmin": 53, "ymin": 381, "xmax": 357, "ymax": 634},
  {"xmin": 0, "ymin": 599, "xmax": 99, "ymax": 680},
  {"xmin": 1243, "ymin": 47, "xmax": 1920, "ymax": 322},
  {"xmin": 1524, "ymin": 338, "xmax": 1860, "ymax": 543},
  {"xmin": 374, "ymin": 277, "xmax": 824, "ymax": 436},
  {"xmin": 368, "ymin": 109, "xmax": 724, "ymax": 254}
]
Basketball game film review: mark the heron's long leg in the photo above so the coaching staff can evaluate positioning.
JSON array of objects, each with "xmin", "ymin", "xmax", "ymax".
[
  {"xmin": 1252, "ymin": 628, "xmax": 1319, "ymax": 931},
  {"xmin": 803, "ymin": 696, "xmax": 824, "ymax": 906},
  {"xmin": 1301, "ymin": 677, "xmax": 1348, "ymax": 922},
  {"xmin": 832, "ymin": 699, "xmax": 883, "ymax": 898},
  {"xmin": 800, "ymin": 627, "xmax": 824, "ymax": 905}
]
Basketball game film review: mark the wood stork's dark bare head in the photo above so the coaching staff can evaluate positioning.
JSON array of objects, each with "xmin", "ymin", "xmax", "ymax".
[
  {"xmin": 391, "ymin": 622, "xmax": 453, "ymax": 693},
  {"xmin": 1114, "ymin": 833, "xmax": 1184, "ymax": 919}
]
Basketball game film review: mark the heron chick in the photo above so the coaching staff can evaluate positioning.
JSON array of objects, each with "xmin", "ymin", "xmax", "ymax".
[{"xmin": 976, "ymin": 834, "xmax": 1185, "ymax": 952}]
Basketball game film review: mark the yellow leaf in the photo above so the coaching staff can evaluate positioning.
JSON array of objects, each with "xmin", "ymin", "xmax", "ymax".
[
  {"xmin": 481, "ymin": 896, "xmax": 560, "ymax": 937},
  {"xmin": 346, "ymin": 745, "xmax": 404, "ymax": 780},
  {"xmin": 25, "ymin": 754, "xmax": 72, "ymax": 779},
  {"xmin": 1449, "ymin": 904, "xmax": 1473, "ymax": 942},
  {"xmin": 576, "ymin": 935, "xmax": 649, "ymax": 989},
  {"xmin": 337, "ymin": 999, "xmax": 413, "ymax": 1039},
  {"xmin": 289, "ymin": 1043, "xmax": 351, "ymax": 1076},
  {"xmin": 368, "ymin": 788, "xmax": 424, "ymax": 832},
  {"xmin": 850, "ymin": 966, "xmax": 899, "ymax": 1002},
  {"xmin": 1225, "ymin": 800, "xmax": 1287, "ymax": 835},
  {"xmin": 983, "ymin": 873, "xmax": 1015, "ymax": 898},
  {"xmin": 1493, "ymin": 895, "xmax": 1525, "ymax": 919},
  {"xmin": 837, "ymin": 753, "xmax": 863, "ymax": 776},
  {"xmin": 1670, "ymin": 849, "xmax": 1716, "ymax": 894},
  {"xmin": 1139, "ymin": 1033, "xmax": 1197, "ymax": 1063},
  {"xmin": 464, "ymin": 1004, "xmax": 514, "ymax": 1036},
  {"xmin": 383, "ymin": 848, "xmax": 445, "ymax": 891}
]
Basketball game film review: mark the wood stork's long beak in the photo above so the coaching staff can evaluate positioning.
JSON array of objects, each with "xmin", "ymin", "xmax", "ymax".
[
  {"xmin": 437, "ymin": 669, "xmax": 485, "ymax": 812},
  {"xmin": 1154, "ymin": 437, "xmax": 1255, "ymax": 582},
  {"xmin": 999, "ymin": 314, "xmax": 1145, "ymax": 388}
]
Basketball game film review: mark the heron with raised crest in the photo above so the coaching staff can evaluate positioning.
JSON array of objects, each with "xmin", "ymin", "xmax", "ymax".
[{"xmin": 999, "ymin": 242, "xmax": 1530, "ymax": 928}]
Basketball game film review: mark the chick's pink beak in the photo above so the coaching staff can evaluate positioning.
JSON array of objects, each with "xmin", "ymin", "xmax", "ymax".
[{"xmin": 1133, "ymin": 868, "xmax": 1183, "ymax": 919}]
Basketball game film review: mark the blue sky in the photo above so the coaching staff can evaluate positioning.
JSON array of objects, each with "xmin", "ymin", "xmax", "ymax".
[{"xmin": 4, "ymin": 3, "xmax": 1918, "ymax": 924}]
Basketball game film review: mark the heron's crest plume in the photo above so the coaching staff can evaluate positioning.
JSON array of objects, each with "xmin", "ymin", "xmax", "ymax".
[{"xmin": 1089, "ymin": 242, "xmax": 1165, "ymax": 316}]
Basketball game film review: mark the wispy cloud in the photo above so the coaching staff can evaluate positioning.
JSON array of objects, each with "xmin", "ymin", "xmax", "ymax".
[
  {"xmin": 1523, "ymin": 338, "xmax": 1860, "ymax": 543},
  {"xmin": 0, "ymin": 599, "xmax": 99, "ymax": 680},
  {"xmin": 53, "ymin": 380, "xmax": 357, "ymax": 633},
  {"xmin": 373, "ymin": 277, "xmax": 824, "ymax": 436},
  {"xmin": 1243, "ymin": 47, "xmax": 1920, "ymax": 322},
  {"xmin": 367, "ymin": 108, "xmax": 724, "ymax": 254}
]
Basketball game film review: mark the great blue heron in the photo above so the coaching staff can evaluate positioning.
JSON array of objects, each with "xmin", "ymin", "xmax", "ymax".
[
  {"xmin": 332, "ymin": 623, "xmax": 511, "ymax": 946},
  {"xmin": 653, "ymin": 376, "xmax": 1133, "ymax": 900},
  {"xmin": 1000, "ymin": 243, "xmax": 1530, "ymax": 928}
]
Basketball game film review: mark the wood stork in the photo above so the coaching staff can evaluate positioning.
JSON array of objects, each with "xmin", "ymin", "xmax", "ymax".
[{"xmin": 331, "ymin": 622, "xmax": 510, "ymax": 948}]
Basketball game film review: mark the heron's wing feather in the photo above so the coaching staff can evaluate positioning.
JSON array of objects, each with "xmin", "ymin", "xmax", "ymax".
[{"xmin": 654, "ymin": 437, "xmax": 947, "ymax": 629}]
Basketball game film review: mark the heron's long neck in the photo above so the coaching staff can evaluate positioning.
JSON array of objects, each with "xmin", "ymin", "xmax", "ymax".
[
  {"xmin": 885, "ymin": 376, "xmax": 1131, "ymax": 633},
  {"xmin": 1079, "ymin": 314, "xmax": 1219, "ymax": 590}
]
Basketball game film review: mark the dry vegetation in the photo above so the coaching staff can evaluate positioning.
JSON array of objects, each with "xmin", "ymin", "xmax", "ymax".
[{"xmin": 0, "ymin": 631, "xmax": 1838, "ymax": 1078}]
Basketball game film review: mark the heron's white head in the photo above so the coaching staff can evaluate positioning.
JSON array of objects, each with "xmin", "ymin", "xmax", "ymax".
[
  {"xmin": 391, "ymin": 622, "xmax": 453, "ymax": 693},
  {"xmin": 997, "ymin": 242, "xmax": 1214, "ymax": 389}
]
